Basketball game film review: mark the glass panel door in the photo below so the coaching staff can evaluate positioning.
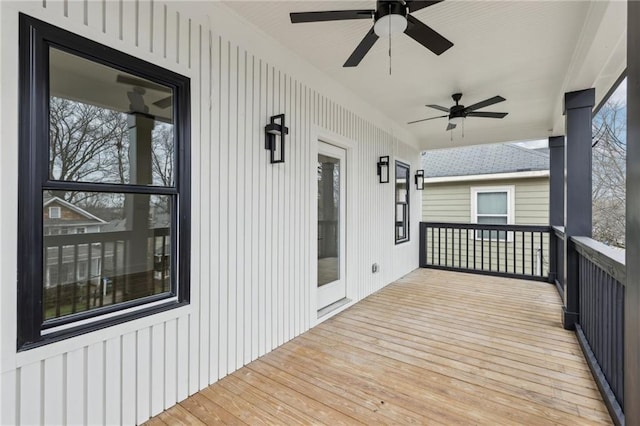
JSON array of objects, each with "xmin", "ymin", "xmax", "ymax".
[{"xmin": 317, "ymin": 142, "xmax": 346, "ymax": 309}]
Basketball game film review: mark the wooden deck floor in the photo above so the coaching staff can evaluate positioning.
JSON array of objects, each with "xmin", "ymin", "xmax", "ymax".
[{"xmin": 146, "ymin": 269, "xmax": 612, "ymax": 425}]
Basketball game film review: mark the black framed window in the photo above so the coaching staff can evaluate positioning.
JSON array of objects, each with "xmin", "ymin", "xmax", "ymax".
[
  {"xmin": 18, "ymin": 15, "xmax": 191, "ymax": 350},
  {"xmin": 395, "ymin": 161, "xmax": 410, "ymax": 244}
]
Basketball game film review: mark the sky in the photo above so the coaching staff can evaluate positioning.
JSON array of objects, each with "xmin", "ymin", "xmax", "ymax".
[{"xmin": 609, "ymin": 77, "xmax": 626, "ymax": 105}]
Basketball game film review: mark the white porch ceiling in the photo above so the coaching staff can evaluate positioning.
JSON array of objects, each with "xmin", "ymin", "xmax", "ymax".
[{"xmin": 223, "ymin": 0, "xmax": 626, "ymax": 150}]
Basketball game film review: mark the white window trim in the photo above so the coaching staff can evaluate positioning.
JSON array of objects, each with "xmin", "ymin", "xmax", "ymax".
[
  {"xmin": 49, "ymin": 206, "xmax": 61, "ymax": 219},
  {"xmin": 470, "ymin": 185, "xmax": 516, "ymax": 242}
]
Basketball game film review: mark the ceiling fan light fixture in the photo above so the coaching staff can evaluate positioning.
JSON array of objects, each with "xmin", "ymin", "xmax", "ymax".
[
  {"xmin": 449, "ymin": 116, "xmax": 464, "ymax": 126},
  {"xmin": 373, "ymin": 14, "xmax": 407, "ymax": 37}
]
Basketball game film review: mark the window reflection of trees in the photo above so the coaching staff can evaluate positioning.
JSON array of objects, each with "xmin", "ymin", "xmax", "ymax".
[{"xmin": 49, "ymin": 96, "xmax": 174, "ymax": 217}]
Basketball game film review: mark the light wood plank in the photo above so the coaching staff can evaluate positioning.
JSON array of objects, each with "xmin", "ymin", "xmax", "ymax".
[{"xmin": 145, "ymin": 269, "xmax": 612, "ymax": 425}]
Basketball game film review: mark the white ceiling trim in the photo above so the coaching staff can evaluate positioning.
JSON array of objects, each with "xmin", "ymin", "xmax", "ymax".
[
  {"xmin": 551, "ymin": 0, "xmax": 627, "ymax": 135},
  {"xmin": 424, "ymin": 169, "xmax": 549, "ymax": 184}
]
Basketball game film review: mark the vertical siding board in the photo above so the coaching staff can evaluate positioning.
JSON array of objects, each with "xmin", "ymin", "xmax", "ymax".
[
  {"xmin": 165, "ymin": 4, "xmax": 178, "ymax": 63},
  {"xmin": 176, "ymin": 315, "xmax": 189, "ymax": 401},
  {"xmin": 271, "ymin": 67, "xmax": 283, "ymax": 348},
  {"xmin": 121, "ymin": 0, "xmax": 137, "ymax": 46},
  {"xmin": 0, "ymin": 370, "xmax": 17, "ymax": 426},
  {"xmin": 150, "ymin": 323, "xmax": 165, "ymax": 416},
  {"xmin": 43, "ymin": 0, "xmax": 65, "ymax": 19},
  {"xmin": 43, "ymin": 355, "xmax": 64, "ymax": 425},
  {"xmin": 188, "ymin": 21, "xmax": 209, "ymax": 392},
  {"xmin": 104, "ymin": 337, "xmax": 121, "ymax": 426},
  {"xmin": 151, "ymin": 0, "xmax": 164, "ymax": 55},
  {"xmin": 19, "ymin": 362, "xmax": 42, "ymax": 426},
  {"xmin": 65, "ymin": 0, "xmax": 84, "ymax": 25},
  {"xmin": 164, "ymin": 319, "xmax": 178, "ymax": 409},
  {"xmin": 283, "ymin": 73, "xmax": 291, "ymax": 343},
  {"xmin": 235, "ymin": 46, "xmax": 247, "ymax": 370},
  {"xmin": 250, "ymin": 54, "xmax": 260, "ymax": 361},
  {"xmin": 121, "ymin": 332, "xmax": 136, "ymax": 425},
  {"xmin": 179, "ymin": 13, "xmax": 190, "ymax": 67},
  {"xmin": 196, "ymin": 22, "xmax": 212, "ymax": 389},
  {"xmin": 257, "ymin": 58, "xmax": 267, "ymax": 357},
  {"xmin": 241, "ymin": 50, "xmax": 253, "ymax": 365},
  {"xmin": 138, "ymin": 0, "xmax": 153, "ymax": 52},
  {"xmin": 227, "ymin": 42, "xmax": 238, "ymax": 373},
  {"xmin": 264, "ymin": 63, "xmax": 273, "ymax": 353},
  {"xmin": 85, "ymin": 0, "xmax": 102, "ymax": 29},
  {"xmin": 218, "ymin": 38, "xmax": 230, "ymax": 376},
  {"xmin": 86, "ymin": 342, "xmax": 105, "ymax": 426},
  {"xmin": 136, "ymin": 328, "xmax": 151, "ymax": 424},
  {"xmin": 66, "ymin": 348, "xmax": 85, "ymax": 425},
  {"xmin": 208, "ymin": 32, "xmax": 221, "ymax": 383},
  {"xmin": 188, "ymin": 313, "xmax": 198, "ymax": 394},
  {"xmin": 293, "ymin": 80, "xmax": 301, "ymax": 338},
  {"xmin": 103, "ymin": 0, "xmax": 120, "ymax": 39}
]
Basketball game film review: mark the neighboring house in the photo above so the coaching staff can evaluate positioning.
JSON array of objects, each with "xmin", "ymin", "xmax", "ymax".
[
  {"xmin": 43, "ymin": 197, "xmax": 108, "ymax": 293},
  {"xmin": 421, "ymin": 143, "xmax": 549, "ymax": 274},
  {"xmin": 422, "ymin": 143, "xmax": 550, "ymax": 226},
  {"xmin": 43, "ymin": 196, "xmax": 106, "ymax": 235}
]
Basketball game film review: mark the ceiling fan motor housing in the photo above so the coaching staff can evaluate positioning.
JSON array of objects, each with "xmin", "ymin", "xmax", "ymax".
[
  {"xmin": 375, "ymin": 1, "xmax": 407, "ymax": 21},
  {"xmin": 450, "ymin": 104, "xmax": 465, "ymax": 119}
]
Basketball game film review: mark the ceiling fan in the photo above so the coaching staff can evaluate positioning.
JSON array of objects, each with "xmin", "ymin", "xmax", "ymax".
[
  {"xmin": 289, "ymin": 0, "xmax": 453, "ymax": 67},
  {"xmin": 408, "ymin": 93, "xmax": 508, "ymax": 130},
  {"xmin": 116, "ymin": 74, "xmax": 173, "ymax": 110}
]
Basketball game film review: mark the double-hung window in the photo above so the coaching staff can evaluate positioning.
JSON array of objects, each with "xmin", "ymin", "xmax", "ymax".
[
  {"xmin": 18, "ymin": 15, "xmax": 191, "ymax": 349},
  {"xmin": 471, "ymin": 186, "xmax": 515, "ymax": 241},
  {"xmin": 395, "ymin": 161, "xmax": 410, "ymax": 244}
]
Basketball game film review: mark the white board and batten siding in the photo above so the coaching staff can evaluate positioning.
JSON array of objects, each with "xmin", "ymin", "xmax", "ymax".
[{"xmin": 0, "ymin": 1, "xmax": 421, "ymax": 425}]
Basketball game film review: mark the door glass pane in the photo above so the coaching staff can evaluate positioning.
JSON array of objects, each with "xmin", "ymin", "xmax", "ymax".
[
  {"xmin": 477, "ymin": 192, "xmax": 507, "ymax": 214},
  {"xmin": 318, "ymin": 154, "xmax": 340, "ymax": 287}
]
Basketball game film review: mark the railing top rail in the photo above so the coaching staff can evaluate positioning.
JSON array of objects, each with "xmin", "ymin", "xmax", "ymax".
[
  {"xmin": 44, "ymin": 227, "xmax": 170, "ymax": 246},
  {"xmin": 552, "ymin": 225, "xmax": 565, "ymax": 238},
  {"xmin": 420, "ymin": 222, "xmax": 551, "ymax": 233},
  {"xmin": 572, "ymin": 236, "xmax": 626, "ymax": 285}
]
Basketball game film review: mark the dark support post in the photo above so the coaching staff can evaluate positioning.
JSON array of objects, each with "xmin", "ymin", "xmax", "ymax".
[
  {"xmin": 562, "ymin": 88, "xmax": 594, "ymax": 330},
  {"xmin": 548, "ymin": 136, "xmax": 564, "ymax": 285},
  {"xmin": 626, "ymin": 1, "xmax": 640, "ymax": 423},
  {"xmin": 126, "ymin": 112, "xmax": 154, "ymax": 299}
]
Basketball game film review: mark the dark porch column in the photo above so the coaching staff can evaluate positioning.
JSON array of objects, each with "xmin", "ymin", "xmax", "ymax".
[
  {"xmin": 125, "ymin": 112, "xmax": 154, "ymax": 299},
  {"xmin": 626, "ymin": 1, "xmax": 640, "ymax": 422},
  {"xmin": 548, "ymin": 136, "xmax": 564, "ymax": 286},
  {"xmin": 562, "ymin": 88, "xmax": 594, "ymax": 330}
]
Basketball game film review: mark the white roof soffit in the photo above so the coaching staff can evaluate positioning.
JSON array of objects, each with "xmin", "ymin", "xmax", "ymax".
[{"xmin": 223, "ymin": 0, "xmax": 626, "ymax": 151}]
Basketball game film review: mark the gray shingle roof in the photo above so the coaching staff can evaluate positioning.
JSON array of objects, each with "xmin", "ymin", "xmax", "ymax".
[{"xmin": 422, "ymin": 143, "xmax": 549, "ymax": 178}]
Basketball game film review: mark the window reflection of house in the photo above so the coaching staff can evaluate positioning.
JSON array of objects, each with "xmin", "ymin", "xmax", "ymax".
[
  {"xmin": 43, "ymin": 197, "xmax": 108, "ymax": 289},
  {"xmin": 43, "ymin": 196, "xmax": 106, "ymax": 235}
]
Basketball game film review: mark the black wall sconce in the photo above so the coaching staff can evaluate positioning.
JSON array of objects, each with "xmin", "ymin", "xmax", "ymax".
[
  {"xmin": 265, "ymin": 114, "xmax": 289, "ymax": 164},
  {"xmin": 415, "ymin": 169, "xmax": 425, "ymax": 190},
  {"xmin": 377, "ymin": 156, "xmax": 389, "ymax": 183}
]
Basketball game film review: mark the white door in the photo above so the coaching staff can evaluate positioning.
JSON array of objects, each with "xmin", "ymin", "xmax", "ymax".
[{"xmin": 317, "ymin": 142, "xmax": 347, "ymax": 309}]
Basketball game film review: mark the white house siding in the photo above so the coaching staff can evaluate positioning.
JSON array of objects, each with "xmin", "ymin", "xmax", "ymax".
[
  {"xmin": 0, "ymin": 2, "xmax": 420, "ymax": 424},
  {"xmin": 421, "ymin": 177, "xmax": 549, "ymax": 275}
]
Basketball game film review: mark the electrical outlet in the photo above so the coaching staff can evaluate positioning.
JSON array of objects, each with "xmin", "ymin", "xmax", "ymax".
[{"xmin": 372, "ymin": 263, "xmax": 379, "ymax": 273}]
